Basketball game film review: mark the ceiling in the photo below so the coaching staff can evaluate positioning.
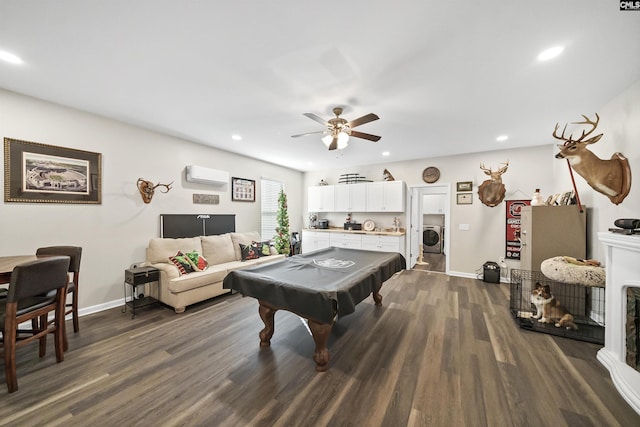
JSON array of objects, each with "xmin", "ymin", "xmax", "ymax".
[{"xmin": 1, "ymin": 1, "xmax": 638, "ymax": 172}]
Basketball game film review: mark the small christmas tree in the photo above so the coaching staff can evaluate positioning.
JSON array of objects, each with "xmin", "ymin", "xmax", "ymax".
[{"xmin": 274, "ymin": 189, "xmax": 291, "ymax": 255}]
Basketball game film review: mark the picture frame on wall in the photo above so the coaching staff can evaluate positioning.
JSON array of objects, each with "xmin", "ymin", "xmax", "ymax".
[
  {"xmin": 456, "ymin": 181, "xmax": 473, "ymax": 192},
  {"xmin": 457, "ymin": 193, "xmax": 473, "ymax": 205},
  {"xmin": 231, "ymin": 177, "xmax": 255, "ymax": 202},
  {"xmin": 4, "ymin": 137, "xmax": 102, "ymax": 204}
]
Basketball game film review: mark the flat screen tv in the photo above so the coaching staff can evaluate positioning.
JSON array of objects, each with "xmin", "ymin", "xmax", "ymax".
[{"xmin": 160, "ymin": 214, "xmax": 235, "ymax": 238}]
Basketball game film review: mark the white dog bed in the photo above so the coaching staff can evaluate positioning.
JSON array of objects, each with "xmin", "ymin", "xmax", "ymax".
[{"xmin": 541, "ymin": 256, "xmax": 605, "ymax": 287}]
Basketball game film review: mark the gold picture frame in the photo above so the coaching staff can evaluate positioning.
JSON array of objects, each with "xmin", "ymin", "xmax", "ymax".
[
  {"xmin": 4, "ymin": 137, "xmax": 102, "ymax": 204},
  {"xmin": 456, "ymin": 181, "xmax": 473, "ymax": 192},
  {"xmin": 457, "ymin": 193, "xmax": 473, "ymax": 205}
]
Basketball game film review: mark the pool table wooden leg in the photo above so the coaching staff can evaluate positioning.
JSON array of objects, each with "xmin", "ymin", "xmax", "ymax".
[
  {"xmin": 372, "ymin": 288, "xmax": 383, "ymax": 306},
  {"xmin": 258, "ymin": 301, "xmax": 277, "ymax": 347},
  {"xmin": 308, "ymin": 319, "xmax": 332, "ymax": 372}
]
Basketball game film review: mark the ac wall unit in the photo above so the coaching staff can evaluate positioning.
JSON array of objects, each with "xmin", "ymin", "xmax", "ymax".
[{"xmin": 185, "ymin": 165, "xmax": 229, "ymax": 185}]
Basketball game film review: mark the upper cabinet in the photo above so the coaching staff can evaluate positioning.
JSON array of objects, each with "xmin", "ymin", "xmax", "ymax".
[
  {"xmin": 308, "ymin": 181, "xmax": 405, "ymax": 213},
  {"xmin": 366, "ymin": 181, "xmax": 405, "ymax": 212},
  {"xmin": 334, "ymin": 183, "xmax": 367, "ymax": 212},
  {"xmin": 308, "ymin": 185, "xmax": 335, "ymax": 212}
]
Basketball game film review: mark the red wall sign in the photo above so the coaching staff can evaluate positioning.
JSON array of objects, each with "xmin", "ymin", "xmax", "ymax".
[{"xmin": 505, "ymin": 200, "xmax": 530, "ymax": 260}]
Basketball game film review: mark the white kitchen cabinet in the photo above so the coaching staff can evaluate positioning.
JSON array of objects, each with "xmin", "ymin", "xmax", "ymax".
[
  {"xmin": 308, "ymin": 185, "xmax": 335, "ymax": 212},
  {"xmin": 361, "ymin": 234, "xmax": 405, "ymax": 253},
  {"xmin": 329, "ymin": 233, "xmax": 363, "ymax": 249},
  {"xmin": 301, "ymin": 230, "xmax": 331, "ymax": 253},
  {"xmin": 334, "ymin": 183, "xmax": 367, "ymax": 212},
  {"xmin": 422, "ymin": 194, "xmax": 445, "ymax": 214},
  {"xmin": 366, "ymin": 181, "xmax": 405, "ymax": 212}
]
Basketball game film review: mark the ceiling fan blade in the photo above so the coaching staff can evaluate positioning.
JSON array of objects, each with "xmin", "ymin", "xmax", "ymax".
[
  {"xmin": 347, "ymin": 113, "xmax": 379, "ymax": 128},
  {"xmin": 328, "ymin": 137, "xmax": 338, "ymax": 150},
  {"xmin": 303, "ymin": 113, "xmax": 329, "ymax": 126},
  {"xmin": 350, "ymin": 130, "xmax": 381, "ymax": 142},
  {"xmin": 291, "ymin": 131, "xmax": 326, "ymax": 138}
]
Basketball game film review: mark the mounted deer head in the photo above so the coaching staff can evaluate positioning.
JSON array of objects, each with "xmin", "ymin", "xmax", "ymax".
[
  {"xmin": 137, "ymin": 178, "xmax": 173, "ymax": 204},
  {"xmin": 553, "ymin": 113, "xmax": 631, "ymax": 205},
  {"xmin": 478, "ymin": 161, "xmax": 509, "ymax": 207}
]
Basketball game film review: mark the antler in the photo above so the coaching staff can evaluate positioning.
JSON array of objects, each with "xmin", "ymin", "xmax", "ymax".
[
  {"xmin": 155, "ymin": 181, "xmax": 173, "ymax": 193},
  {"xmin": 479, "ymin": 162, "xmax": 508, "ymax": 181},
  {"xmin": 496, "ymin": 161, "xmax": 509, "ymax": 175},
  {"xmin": 553, "ymin": 113, "xmax": 603, "ymax": 145},
  {"xmin": 479, "ymin": 163, "xmax": 492, "ymax": 175}
]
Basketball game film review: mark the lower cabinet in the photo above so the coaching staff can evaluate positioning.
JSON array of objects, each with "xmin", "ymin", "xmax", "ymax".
[
  {"xmin": 329, "ymin": 233, "xmax": 362, "ymax": 249},
  {"xmin": 362, "ymin": 235, "xmax": 405, "ymax": 253},
  {"xmin": 301, "ymin": 230, "xmax": 330, "ymax": 253},
  {"xmin": 302, "ymin": 230, "xmax": 405, "ymax": 255}
]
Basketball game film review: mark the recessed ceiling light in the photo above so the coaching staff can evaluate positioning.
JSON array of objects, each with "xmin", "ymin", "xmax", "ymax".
[
  {"xmin": 0, "ymin": 50, "xmax": 23, "ymax": 64},
  {"xmin": 382, "ymin": 151, "xmax": 390, "ymax": 156},
  {"xmin": 231, "ymin": 134, "xmax": 242, "ymax": 141},
  {"xmin": 496, "ymin": 135, "xmax": 509, "ymax": 142},
  {"xmin": 537, "ymin": 46, "xmax": 564, "ymax": 61}
]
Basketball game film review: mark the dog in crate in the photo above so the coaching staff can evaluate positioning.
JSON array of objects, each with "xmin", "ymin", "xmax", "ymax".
[{"xmin": 531, "ymin": 282, "xmax": 578, "ymax": 330}]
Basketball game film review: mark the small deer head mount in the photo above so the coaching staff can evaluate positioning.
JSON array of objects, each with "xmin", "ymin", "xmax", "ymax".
[
  {"xmin": 477, "ymin": 161, "xmax": 509, "ymax": 207},
  {"xmin": 137, "ymin": 178, "xmax": 173, "ymax": 204},
  {"xmin": 553, "ymin": 113, "xmax": 631, "ymax": 205}
]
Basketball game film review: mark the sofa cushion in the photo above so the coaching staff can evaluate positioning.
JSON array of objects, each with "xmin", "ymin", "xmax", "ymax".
[
  {"xmin": 184, "ymin": 250, "xmax": 208, "ymax": 271},
  {"xmin": 230, "ymin": 231, "xmax": 262, "ymax": 261},
  {"xmin": 253, "ymin": 240, "xmax": 272, "ymax": 257},
  {"xmin": 147, "ymin": 237, "xmax": 203, "ymax": 264},
  {"xmin": 240, "ymin": 243, "xmax": 261, "ymax": 261},
  {"xmin": 201, "ymin": 234, "xmax": 236, "ymax": 265},
  {"xmin": 169, "ymin": 251, "xmax": 196, "ymax": 275}
]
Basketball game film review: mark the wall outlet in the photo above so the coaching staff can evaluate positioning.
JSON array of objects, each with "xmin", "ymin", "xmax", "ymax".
[{"xmin": 498, "ymin": 256, "xmax": 505, "ymax": 264}]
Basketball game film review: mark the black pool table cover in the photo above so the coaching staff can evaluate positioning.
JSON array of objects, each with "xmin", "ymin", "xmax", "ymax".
[{"xmin": 223, "ymin": 247, "xmax": 406, "ymax": 323}]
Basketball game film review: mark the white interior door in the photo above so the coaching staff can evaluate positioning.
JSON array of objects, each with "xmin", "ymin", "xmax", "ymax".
[{"xmin": 408, "ymin": 184, "xmax": 451, "ymax": 273}]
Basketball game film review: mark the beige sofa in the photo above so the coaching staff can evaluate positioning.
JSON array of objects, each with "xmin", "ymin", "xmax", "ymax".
[{"xmin": 145, "ymin": 231, "xmax": 285, "ymax": 313}]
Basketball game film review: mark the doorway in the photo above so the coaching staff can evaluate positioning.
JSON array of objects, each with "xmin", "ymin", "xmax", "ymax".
[{"xmin": 408, "ymin": 184, "xmax": 451, "ymax": 274}]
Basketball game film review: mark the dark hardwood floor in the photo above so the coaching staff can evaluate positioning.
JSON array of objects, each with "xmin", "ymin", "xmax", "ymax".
[{"xmin": 1, "ymin": 270, "xmax": 638, "ymax": 426}]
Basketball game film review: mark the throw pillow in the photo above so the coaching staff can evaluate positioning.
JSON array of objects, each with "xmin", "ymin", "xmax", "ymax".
[
  {"xmin": 184, "ymin": 250, "xmax": 209, "ymax": 271},
  {"xmin": 168, "ymin": 251, "xmax": 195, "ymax": 275},
  {"xmin": 252, "ymin": 240, "xmax": 272, "ymax": 257},
  {"xmin": 239, "ymin": 243, "xmax": 260, "ymax": 261}
]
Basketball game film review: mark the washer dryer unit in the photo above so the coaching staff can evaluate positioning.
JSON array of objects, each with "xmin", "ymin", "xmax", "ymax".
[{"xmin": 423, "ymin": 225, "xmax": 443, "ymax": 254}]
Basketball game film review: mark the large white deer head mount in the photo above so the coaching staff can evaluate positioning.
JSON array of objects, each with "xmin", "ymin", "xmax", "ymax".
[
  {"xmin": 478, "ymin": 161, "xmax": 509, "ymax": 207},
  {"xmin": 137, "ymin": 178, "xmax": 173, "ymax": 204},
  {"xmin": 553, "ymin": 113, "xmax": 631, "ymax": 205}
]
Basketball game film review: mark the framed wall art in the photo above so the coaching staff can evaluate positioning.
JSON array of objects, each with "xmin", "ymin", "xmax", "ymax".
[
  {"xmin": 457, "ymin": 193, "xmax": 473, "ymax": 205},
  {"xmin": 456, "ymin": 181, "xmax": 473, "ymax": 192},
  {"xmin": 231, "ymin": 177, "xmax": 255, "ymax": 202},
  {"xmin": 4, "ymin": 137, "xmax": 102, "ymax": 204}
]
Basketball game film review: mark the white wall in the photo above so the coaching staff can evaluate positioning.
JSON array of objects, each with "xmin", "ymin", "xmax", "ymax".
[
  {"xmin": 0, "ymin": 89, "xmax": 303, "ymax": 312},
  {"xmin": 303, "ymin": 78, "xmax": 640, "ymax": 276}
]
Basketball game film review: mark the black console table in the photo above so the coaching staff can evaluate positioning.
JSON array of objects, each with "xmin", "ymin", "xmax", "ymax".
[{"xmin": 122, "ymin": 266, "xmax": 160, "ymax": 318}]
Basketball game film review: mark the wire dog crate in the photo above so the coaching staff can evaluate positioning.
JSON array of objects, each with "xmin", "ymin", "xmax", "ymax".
[{"xmin": 509, "ymin": 269, "xmax": 605, "ymax": 344}]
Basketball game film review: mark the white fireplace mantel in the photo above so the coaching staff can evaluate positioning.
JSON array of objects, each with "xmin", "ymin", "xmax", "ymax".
[{"xmin": 597, "ymin": 232, "xmax": 640, "ymax": 415}]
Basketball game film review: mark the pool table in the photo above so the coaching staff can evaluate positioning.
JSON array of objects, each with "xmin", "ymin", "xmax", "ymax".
[{"xmin": 223, "ymin": 247, "xmax": 406, "ymax": 371}]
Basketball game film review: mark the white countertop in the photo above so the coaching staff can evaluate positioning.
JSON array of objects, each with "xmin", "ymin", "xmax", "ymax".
[{"xmin": 303, "ymin": 227, "xmax": 406, "ymax": 236}]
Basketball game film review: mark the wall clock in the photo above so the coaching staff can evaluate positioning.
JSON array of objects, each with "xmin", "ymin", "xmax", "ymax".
[{"xmin": 422, "ymin": 167, "xmax": 440, "ymax": 183}]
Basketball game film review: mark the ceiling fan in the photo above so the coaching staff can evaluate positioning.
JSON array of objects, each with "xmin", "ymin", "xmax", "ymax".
[{"xmin": 291, "ymin": 107, "xmax": 381, "ymax": 150}]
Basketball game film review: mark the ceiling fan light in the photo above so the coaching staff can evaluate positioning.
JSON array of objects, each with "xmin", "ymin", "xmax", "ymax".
[
  {"xmin": 337, "ymin": 132, "xmax": 349, "ymax": 149},
  {"xmin": 321, "ymin": 134, "xmax": 333, "ymax": 147}
]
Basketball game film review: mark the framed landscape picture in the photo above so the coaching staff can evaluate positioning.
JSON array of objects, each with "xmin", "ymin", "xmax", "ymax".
[
  {"xmin": 4, "ymin": 137, "xmax": 102, "ymax": 204},
  {"xmin": 231, "ymin": 177, "xmax": 255, "ymax": 202}
]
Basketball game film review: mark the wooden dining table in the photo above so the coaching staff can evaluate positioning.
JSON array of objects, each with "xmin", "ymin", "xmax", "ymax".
[{"xmin": 0, "ymin": 255, "xmax": 38, "ymax": 285}]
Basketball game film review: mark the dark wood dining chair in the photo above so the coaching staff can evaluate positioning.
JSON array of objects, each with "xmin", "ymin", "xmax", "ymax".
[
  {"xmin": 0, "ymin": 256, "xmax": 70, "ymax": 393},
  {"xmin": 36, "ymin": 246, "xmax": 82, "ymax": 351}
]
